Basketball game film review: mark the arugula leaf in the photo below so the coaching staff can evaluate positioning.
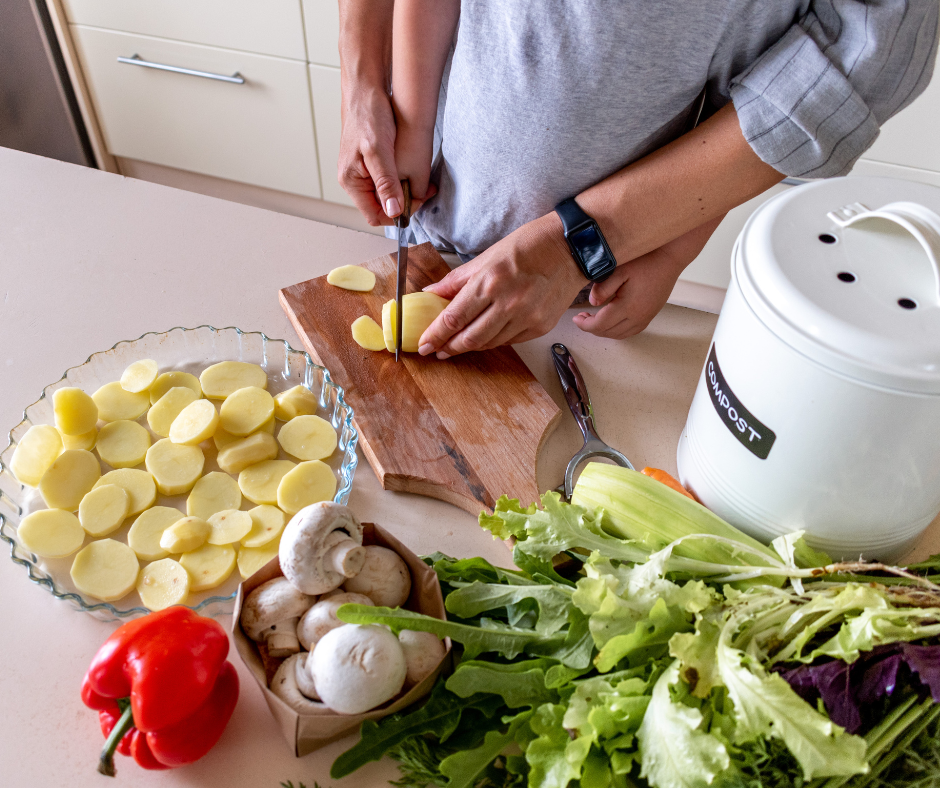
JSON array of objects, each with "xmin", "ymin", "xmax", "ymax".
[
  {"xmin": 445, "ymin": 582, "xmax": 573, "ymax": 636},
  {"xmin": 445, "ymin": 660, "xmax": 560, "ymax": 709},
  {"xmin": 439, "ymin": 728, "xmax": 516, "ymax": 788},
  {"xmin": 431, "ymin": 553, "xmax": 535, "ymax": 587}
]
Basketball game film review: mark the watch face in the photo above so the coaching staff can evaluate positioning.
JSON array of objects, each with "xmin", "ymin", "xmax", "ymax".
[{"xmin": 571, "ymin": 224, "xmax": 613, "ymax": 278}]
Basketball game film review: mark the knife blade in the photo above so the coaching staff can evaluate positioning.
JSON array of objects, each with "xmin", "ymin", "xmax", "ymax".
[{"xmin": 395, "ymin": 180, "xmax": 412, "ymax": 363}]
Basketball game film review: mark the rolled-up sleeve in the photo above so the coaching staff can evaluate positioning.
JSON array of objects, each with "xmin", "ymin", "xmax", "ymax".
[{"xmin": 730, "ymin": 1, "xmax": 939, "ymax": 178}]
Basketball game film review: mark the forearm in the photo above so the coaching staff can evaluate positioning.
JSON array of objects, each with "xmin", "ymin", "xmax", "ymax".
[
  {"xmin": 339, "ymin": 0, "xmax": 394, "ymax": 108},
  {"xmin": 578, "ymin": 104, "xmax": 783, "ymax": 265}
]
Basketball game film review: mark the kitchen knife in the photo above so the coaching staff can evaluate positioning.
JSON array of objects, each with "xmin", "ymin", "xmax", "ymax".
[{"xmin": 395, "ymin": 180, "xmax": 412, "ymax": 362}]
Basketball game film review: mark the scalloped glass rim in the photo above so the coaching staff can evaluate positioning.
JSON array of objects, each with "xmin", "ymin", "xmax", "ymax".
[{"xmin": 0, "ymin": 326, "xmax": 358, "ymax": 621}]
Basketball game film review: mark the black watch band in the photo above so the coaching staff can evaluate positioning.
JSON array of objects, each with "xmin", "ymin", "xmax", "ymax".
[{"xmin": 555, "ymin": 197, "xmax": 617, "ymax": 282}]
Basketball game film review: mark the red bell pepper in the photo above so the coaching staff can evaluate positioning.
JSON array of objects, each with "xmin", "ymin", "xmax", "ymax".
[{"xmin": 81, "ymin": 606, "xmax": 239, "ymax": 776}]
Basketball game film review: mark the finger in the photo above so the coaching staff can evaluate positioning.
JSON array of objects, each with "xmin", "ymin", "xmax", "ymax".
[
  {"xmin": 434, "ymin": 305, "xmax": 509, "ymax": 357},
  {"xmin": 417, "ymin": 286, "xmax": 491, "ymax": 355},
  {"xmin": 361, "ymin": 144, "xmax": 404, "ymax": 219},
  {"xmin": 407, "ymin": 182, "xmax": 438, "ymax": 216},
  {"xmin": 347, "ymin": 185, "xmax": 396, "ymax": 227},
  {"xmin": 589, "ymin": 266, "xmax": 630, "ymax": 306},
  {"xmin": 423, "ymin": 259, "xmax": 478, "ymax": 299},
  {"xmin": 573, "ymin": 304, "xmax": 649, "ymax": 339},
  {"xmin": 339, "ymin": 154, "xmax": 396, "ymax": 226}
]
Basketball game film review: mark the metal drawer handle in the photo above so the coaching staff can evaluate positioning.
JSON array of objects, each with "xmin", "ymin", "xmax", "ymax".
[{"xmin": 117, "ymin": 54, "xmax": 245, "ymax": 84}]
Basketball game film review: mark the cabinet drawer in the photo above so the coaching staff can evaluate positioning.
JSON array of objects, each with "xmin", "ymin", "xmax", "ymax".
[
  {"xmin": 71, "ymin": 26, "xmax": 320, "ymax": 198},
  {"xmin": 302, "ymin": 0, "xmax": 340, "ymax": 67},
  {"xmin": 309, "ymin": 64, "xmax": 352, "ymax": 205},
  {"xmin": 61, "ymin": 0, "xmax": 306, "ymax": 61}
]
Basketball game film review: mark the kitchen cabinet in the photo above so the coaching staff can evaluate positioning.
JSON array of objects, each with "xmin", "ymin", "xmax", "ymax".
[
  {"xmin": 309, "ymin": 64, "xmax": 353, "ymax": 206},
  {"xmin": 302, "ymin": 0, "xmax": 340, "ymax": 68}
]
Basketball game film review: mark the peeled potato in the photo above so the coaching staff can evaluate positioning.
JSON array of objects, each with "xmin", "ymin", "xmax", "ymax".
[
  {"xmin": 18, "ymin": 509, "xmax": 85, "ymax": 558},
  {"xmin": 277, "ymin": 460, "xmax": 337, "ymax": 515},
  {"xmin": 160, "ymin": 516, "xmax": 211, "ymax": 553},
  {"xmin": 238, "ymin": 459, "xmax": 295, "ymax": 506},
  {"xmin": 213, "ymin": 417, "xmax": 274, "ymax": 450},
  {"xmin": 273, "ymin": 385, "xmax": 319, "ymax": 421},
  {"xmin": 237, "ymin": 538, "xmax": 281, "ymax": 580},
  {"xmin": 96, "ymin": 420, "xmax": 151, "ymax": 469},
  {"xmin": 241, "ymin": 505, "xmax": 287, "ymax": 548},
  {"xmin": 187, "ymin": 472, "xmax": 241, "ymax": 519},
  {"xmin": 120, "ymin": 359, "xmax": 158, "ymax": 394},
  {"xmin": 219, "ymin": 386, "xmax": 274, "ymax": 436},
  {"xmin": 10, "ymin": 425, "xmax": 62, "ymax": 486},
  {"xmin": 351, "ymin": 315, "xmax": 387, "ymax": 351},
  {"xmin": 381, "ymin": 292, "xmax": 450, "ymax": 353},
  {"xmin": 127, "ymin": 506, "xmax": 182, "ymax": 561},
  {"xmin": 150, "ymin": 371, "xmax": 201, "ymax": 405},
  {"xmin": 277, "ymin": 415, "xmax": 337, "ymax": 461},
  {"xmin": 180, "ymin": 543, "xmax": 236, "ymax": 592},
  {"xmin": 95, "ymin": 469, "xmax": 156, "ymax": 516},
  {"xmin": 61, "ymin": 427, "xmax": 97, "ymax": 451},
  {"xmin": 137, "ymin": 558, "xmax": 190, "ymax": 610},
  {"xmin": 327, "ymin": 264, "xmax": 376, "ymax": 292},
  {"xmin": 207, "ymin": 509, "xmax": 252, "ymax": 545},
  {"xmin": 78, "ymin": 484, "xmax": 129, "ymax": 537},
  {"xmin": 53, "ymin": 387, "xmax": 98, "ymax": 436},
  {"xmin": 39, "ymin": 449, "xmax": 101, "ymax": 511},
  {"xmin": 70, "ymin": 539, "xmax": 139, "ymax": 602},
  {"xmin": 169, "ymin": 399, "xmax": 219, "ymax": 445},
  {"xmin": 145, "ymin": 439, "xmax": 205, "ymax": 496},
  {"xmin": 148, "ymin": 387, "xmax": 200, "ymax": 438},
  {"xmin": 200, "ymin": 361, "xmax": 267, "ymax": 399},
  {"xmin": 92, "ymin": 382, "xmax": 150, "ymax": 422},
  {"xmin": 217, "ymin": 432, "xmax": 278, "ymax": 474}
]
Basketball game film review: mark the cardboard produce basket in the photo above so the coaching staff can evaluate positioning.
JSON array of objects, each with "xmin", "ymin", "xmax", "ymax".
[{"xmin": 233, "ymin": 523, "xmax": 451, "ymax": 756}]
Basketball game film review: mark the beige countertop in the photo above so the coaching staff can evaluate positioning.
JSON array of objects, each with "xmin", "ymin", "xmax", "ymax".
[{"xmin": 1, "ymin": 147, "xmax": 937, "ymax": 786}]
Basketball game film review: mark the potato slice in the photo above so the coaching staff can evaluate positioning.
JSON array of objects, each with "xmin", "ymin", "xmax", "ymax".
[
  {"xmin": 78, "ymin": 484, "xmax": 129, "ymax": 538},
  {"xmin": 92, "ymin": 382, "xmax": 150, "ymax": 422},
  {"xmin": 70, "ymin": 539, "xmax": 139, "ymax": 602},
  {"xmin": 160, "ymin": 516, "xmax": 211, "ymax": 553},
  {"xmin": 238, "ymin": 459, "xmax": 296, "ymax": 506},
  {"xmin": 180, "ymin": 543, "xmax": 236, "ymax": 592},
  {"xmin": 237, "ymin": 538, "xmax": 281, "ymax": 580},
  {"xmin": 382, "ymin": 292, "xmax": 450, "ymax": 353},
  {"xmin": 18, "ymin": 509, "xmax": 85, "ymax": 558},
  {"xmin": 187, "ymin": 472, "xmax": 241, "ymax": 519},
  {"xmin": 10, "ymin": 425, "xmax": 62, "ymax": 486},
  {"xmin": 200, "ymin": 361, "xmax": 268, "ymax": 399},
  {"xmin": 120, "ymin": 359, "xmax": 158, "ymax": 394},
  {"xmin": 217, "ymin": 432, "xmax": 279, "ymax": 475},
  {"xmin": 213, "ymin": 416, "xmax": 274, "ymax": 450},
  {"xmin": 273, "ymin": 385, "xmax": 319, "ymax": 421},
  {"xmin": 137, "ymin": 558, "xmax": 190, "ymax": 611},
  {"xmin": 207, "ymin": 509, "xmax": 252, "ymax": 545},
  {"xmin": 96, "ymin": 420, "xmax": 151, "ymax": 469},
  {"xmin": 148, "ymin": 387, "xmax": 200, "ymax": 438},
  {"xmin": 61, "ymin": 427, "xmax": 97, "ymax": 451},
  {"xmin": 169, "ymin": 399, "xmax": 219, "ymax": 445},
  {"xmin": 95, "ymin": 469, "xmax": 156, "ymax": 516},
  {"xmin": 241, "ymin": 504, "xmax": 287, "ymax": 548},
  {"xmin": 219, "ymin": 386, "xmax": 275, "ymax": 436},
  {"xmin": 53, "ymin": 387, "xmax": 98, "ymax": 436},
  {"xmin": 277, "ymin": 460, "xmax": 337, "ymax": 515},
  {"xmin": 39, "ymin": 449, "xmax": 101, "ymax": 511},
  {"xmin": 127, "ymin": 506, "xmax": 182, "ymax": 561},
  {"xmin": 150, "ymin": 371, "xmax": 202, "ymax": 405},
  {"xmin": 277, "ymin": 415, "xmax": 337, "ymax": 461},
  {"xmin": 351, "ymin": 315, "xmax": 387, "ymax": 351},
  {"xmin": 327, "ymin": 264, "xmax": 376, "ymax": 292},
  {"xmin": 145, "ymin": 439, "xmax": 205, "ymax": 496}
]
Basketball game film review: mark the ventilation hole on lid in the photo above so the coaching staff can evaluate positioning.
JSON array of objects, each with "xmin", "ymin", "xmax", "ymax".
[
  {"xmin": 898, "ymin": 298, "xmax": 917, "ymax": 310},
  {"xmin": 837, "ymin": 272, "xmax": 856, "ymax": 283},
  {"xmin": 818, "ymin": 233, "xmax": 838, "ymax": 244}
]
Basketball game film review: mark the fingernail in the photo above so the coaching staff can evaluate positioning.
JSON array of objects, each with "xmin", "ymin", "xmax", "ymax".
[
  {"xmin": 418, "ymin": 343, "xmax": 433, "ymax": 355},
  {"xmin": 436, "ymin": 351, "xmax": 451, "ymax": 360},
  {"xmin": 385, "ymin": 197, "xmax": 400, "ymax": 217}
]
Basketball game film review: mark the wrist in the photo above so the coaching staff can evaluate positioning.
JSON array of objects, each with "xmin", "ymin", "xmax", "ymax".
[{"xmin": 531, "ymin": 211, "xmax": 590, "ymax": 287}]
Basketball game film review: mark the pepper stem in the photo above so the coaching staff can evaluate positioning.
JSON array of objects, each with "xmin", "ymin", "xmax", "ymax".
[{"xmin": 97, "ymin": 699, "xmax": 134, "ymax": 777}]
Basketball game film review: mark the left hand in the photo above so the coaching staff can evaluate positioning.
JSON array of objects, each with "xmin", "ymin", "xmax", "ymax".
[{"xmin": 418, "ymin": 213, "xmax": 587, "ymax": 358}]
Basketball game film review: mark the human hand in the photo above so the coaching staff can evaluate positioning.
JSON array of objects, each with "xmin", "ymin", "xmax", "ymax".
[{"xmin": 418, "ymin": 212, "xmax": 587, "ymax": 358}]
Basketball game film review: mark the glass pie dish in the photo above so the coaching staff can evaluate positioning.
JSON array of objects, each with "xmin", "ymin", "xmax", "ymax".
[{"xmin": 0, "ymin": 326, "xmax": 358, "ymax": 621}]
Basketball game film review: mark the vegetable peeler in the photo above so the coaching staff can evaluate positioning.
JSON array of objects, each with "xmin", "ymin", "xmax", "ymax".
[{"xmin": 551, "ymin": 343, "xmax": 634, "ymax": 500}]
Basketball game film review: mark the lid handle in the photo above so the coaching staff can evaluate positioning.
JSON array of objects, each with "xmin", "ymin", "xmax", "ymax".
[{"xmin": 827, "ymin": 201, "xmax": 940, "ymax": 302}]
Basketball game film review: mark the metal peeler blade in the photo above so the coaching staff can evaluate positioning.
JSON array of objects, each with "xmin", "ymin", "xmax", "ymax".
[{"xmin": 550, "ymin": 343, "xmax": 634, "ymax": 501}]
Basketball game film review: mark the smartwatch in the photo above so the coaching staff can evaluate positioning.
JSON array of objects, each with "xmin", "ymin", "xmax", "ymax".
[{"xmin": 554, "ymin": 197, "xmax": 617, "ymax": 282}]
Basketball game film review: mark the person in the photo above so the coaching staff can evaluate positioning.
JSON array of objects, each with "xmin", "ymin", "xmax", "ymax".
[{"xmin": 338, "ymin": 1, "xmax": 938, "ymax": 359}]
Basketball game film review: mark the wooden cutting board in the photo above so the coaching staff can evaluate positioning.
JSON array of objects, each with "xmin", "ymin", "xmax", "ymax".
[{"xmin": 279, "ymin": 243, "xmax": 561, "ymax": 515}]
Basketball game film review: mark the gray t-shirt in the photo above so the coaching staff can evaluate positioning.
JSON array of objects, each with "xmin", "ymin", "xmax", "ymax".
[{"xmin": 405, "ymin": 0, "xmax": 938, "ymax": 259}]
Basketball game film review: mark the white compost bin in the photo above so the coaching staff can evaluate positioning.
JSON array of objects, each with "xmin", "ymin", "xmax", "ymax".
[{"xmin": 677, "ymin": 177, "xmax": 940, "ymax": 562}]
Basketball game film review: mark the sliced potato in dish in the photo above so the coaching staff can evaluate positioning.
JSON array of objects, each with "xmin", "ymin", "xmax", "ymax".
[
  {"xmin": 207, "ymin": 509, "xmax": 252, "ymax": 545},
  {"xmin": 40, "ymin": 449, "xmax": 101, "ymax": 511},
  {"xmin": 53, "ymin": 387, "xmax": 98, "ymax": 436},
  {"xmin": 200, "ymin": 361, "xmax": 267, "ymax": 399},
  {"xmin": 160, "ymin": 516, "xmax": 211, "ymax": 554},
  {"xmin": 95, "ymin": 469, "xmax": 156, "ymax": 517},
  {"xmin": 180, "ymin": 543, "xmax": 236, "ymax": 592},
  {"xmin": 10, "ymin": 425, "xmax": 62, "ymax": 487},
  {"xmin": 148, "ymin": 386, "xmax": 199, "ymax": 438},
  {"xmin": 187, "ymin": 472, "xmax": 241, "ymax": 520},
  {"xmin": 137, "ymin": 558, "xmax": 190, "ymax": 610},
  {"xmin": 96, "ymin": 420, "xmax": 151, "ymax": 469},
  {"xmin": 277, "ymin": 460, "xmax": 336, "ymax": 515},
  {"xmin": 241, "ymin": 504, "xmax": 287, "ymax": 548},
  {"xmin": 70, "ymin": 539, "xmax": 140, "ymax": 602},
  {"xmin": 217, "ymin": 432, "xmax": 278, "ymax": 475},
  {"xmin": 237, "ymin": 538, "xmax": 281, "ymax": 580},
  {"xmin": 146, "ymin": 439, "xmax": 205, "ymax": 496},
  {"xmin": 18, "ymin": 509, "xmax": 85, "ymax": 558},
  {"xmin": 238, "ymin": 459, "xmax": 295, "ymax": 506},
  {"xmin": 169, "ymin": 399, "xmax": 219, "ymax": 446},
  {"xmin": 60, "ymin": 427, "xmax": 97, "ymax": 452},
  {"xmin": 219, "ymin": 386, "xmax": 274, "ymax": 436},
  {"xmin": 92, "ymin": 382, "xmax": 150, "ymax": 422},
  {"xmin": 127, "ymin": 506, "xmax": 183, "ymax": 561},
  {"xmin": 273, "ymin": 385, "xmax": 319, "ymax": 421},
  {"xmin": 120, "ymin": 359, "xmax": 158, "ymax": 394},
  {"xmin": 78, "ymin": 484, "xmax": 129, "ymax": 538},
  {"xmin": 149, "ymin": 371, "xmax": 201, "ymax": 405},
  {"xmin": 277, "ymin": 415, "xmax": 337, "ymax": 461}
]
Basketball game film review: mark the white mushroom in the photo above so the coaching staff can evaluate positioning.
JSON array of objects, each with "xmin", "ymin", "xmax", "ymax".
[
  {"xmin": 296, "ymin": 592, "xmax": 374, "ymax": 651},
  {"xmin": 279, "ymin": 502, "xmax": 366, "ymax": 595},
  {"xmin": 342, "ymin": 545, "xmax": 412, "ymax": 607},
  {"xmin": 293, "ymin": 651, "xmax": 320, "ymax": 700},
  {"xmin": 270, "ymin": 653, "xmax": 326, "ymax": 713},
  {"xmin": 310, "ymin": 624, "xmax": 406, "ymax": 714},
  {"xmin": 399, "ymin": 630, "xmax": 447, "ymax": 687},
  {"xmin": 241, "ymin": 577, "xmax": 315, "ymax": 657}
]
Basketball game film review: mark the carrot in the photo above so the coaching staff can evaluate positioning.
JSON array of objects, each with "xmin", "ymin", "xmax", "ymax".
[{"xmin": 640, "ymin": 467, "xmax": 696, "ymax": 500}]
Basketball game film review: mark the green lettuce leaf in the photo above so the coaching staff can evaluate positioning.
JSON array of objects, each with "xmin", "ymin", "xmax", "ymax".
[
  {"xmin": 479, "ymin": 495, "xmax": 537, "ymax": 541},
  {"xmin": 445, "ymin": 581, "xmax": 573, "ymax": 636},
  {"xmin": 445, "ymin": 659, "xmax": 559, "ymax": 709},
  {"xmin": 595, "ymin": 597, "xmax": 693, "ymax": 672},
  {"xmin": 525, "ymin": 703, "xmax": 584, "ymax": 788},
  {"xmin": 669, "ymin": 616, "xmax": 723, "ymax": 699}
]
